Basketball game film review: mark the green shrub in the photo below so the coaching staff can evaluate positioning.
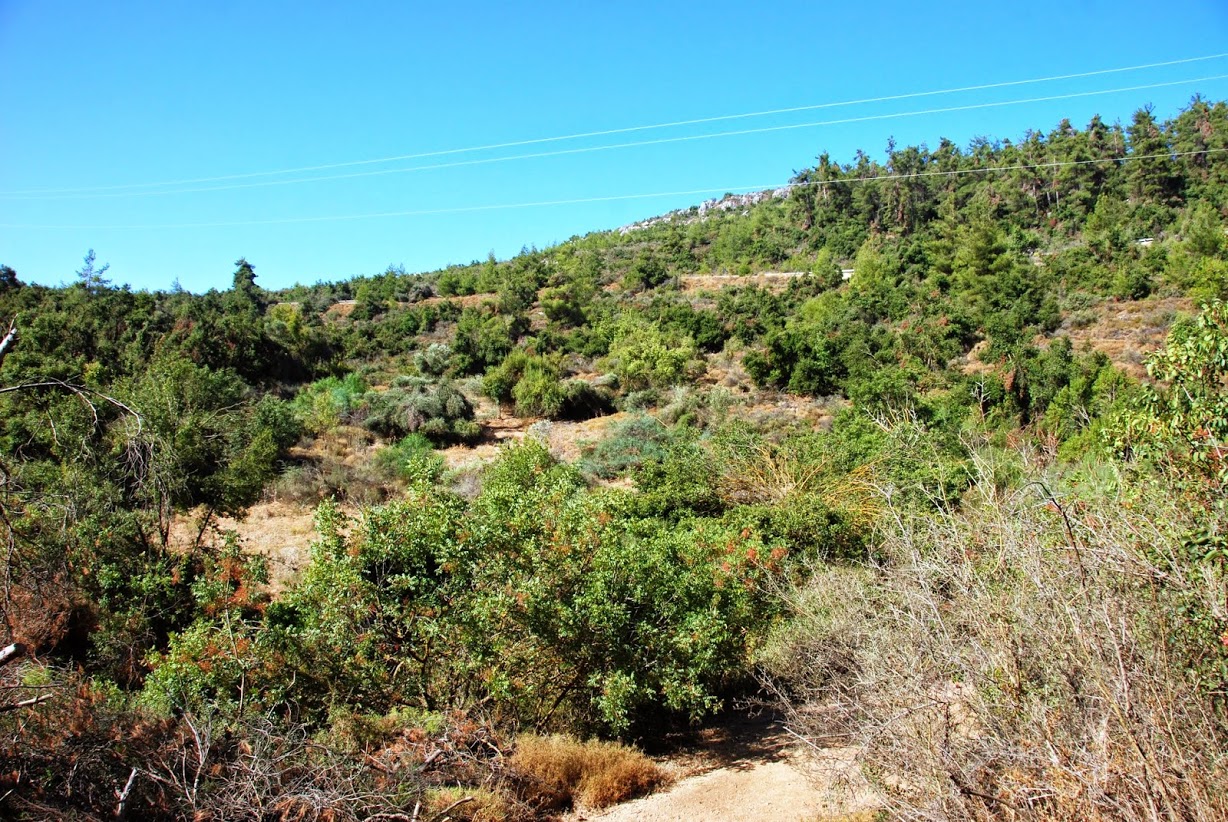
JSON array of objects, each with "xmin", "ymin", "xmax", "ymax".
[
  {"xmin": 414, "ymin": 342, "xmax": 452, "ymax": 376},
  {"xmin": 452, "ymin": 309, "xmax": 520, "ymax": 374},
  {"xmin": 511, "ymin": 358, "xmax": 567, "ymax": 417},
  {"xmin": 485, "ymin": 351, "xmax": 613, "ymax": 420},
  {"xmin": 1112, "ymin": 262, "xmax": 1153, "ymax": 300},
  {"xmin": 363, "ymin": 378, "xmax": 480, "ymax": 444},
  {"xmin": 620, "ymin": 252, "xmax": 670, "ymax": 292},
  {"xmin": 723, "ymin": 493, "xmax": 866, "ymax": 562},
  {"xmin": 292, "ymin": 373, "xmax": 369, "ymax": 434},
  {"xmin": 556, "ymin": 380, "xmax": 615, "ymax": 420},
  {"xmin": 466, "ymin": 443, "xmax": 783, "ymax": 732},
  {"xmin": 577, "ymin": 415, "xmax": 674, "ymax": 480},
  {"xmin": 374, "ymin": 433, "xmax": 445, "ymax": 486},
  {"xmin": 601, "ymin": 317, "xmax": 702, "ymax": 391},
  {"xmin": 230, "ymin": 443, "xmax": 791, "ymax": 734},
  {"xmin": 629, "ymin": 435, "xmax": 724, "ymax": 520}
]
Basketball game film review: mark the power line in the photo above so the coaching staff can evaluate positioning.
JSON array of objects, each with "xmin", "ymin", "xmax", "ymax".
[
  {"xmin": 7, "ymin": 73, "xmax": 1227, "ymax": 202},
  {"xmin": 6, "ymin": 149, "xmax": 1222, "ymax": 231},
  {"xmin": 4, "ymin": 52, "xmax": 1226, "ymax": 197}
]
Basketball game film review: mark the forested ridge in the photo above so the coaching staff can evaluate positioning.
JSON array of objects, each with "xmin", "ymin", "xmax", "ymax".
[{"xmin": 2, "ymin": 97, "xmax": 1228, "ymax": 819}]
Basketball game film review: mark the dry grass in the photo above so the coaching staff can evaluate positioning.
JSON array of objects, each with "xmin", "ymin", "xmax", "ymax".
[
  {"xmin": 680, "ymin": 271, "xmax": 807, "ymax": 295},
  {"xmin": 544, "ymin": 412, "xmax": 630, "ymax": 463},
  {"xmin": 765, "ymin": 448, "xmax": 1228, "ymax": 820},
  {"xmin": 415, "ymin": 292, "xmax": 498, "ymax": 310},
  {"xmin": 420, "ymin": 786, "xmax": 516, "ymax": 822},
  {"xmin": 701, "ymin": 346, "xmax": 756, "ymax": 392},
  {"xmin": 439, "ymin": 411, "xmax": 633, "ymax": 475},
  {"xmin": 322, "ymin": 293, "xmax": 495, "ymax": 322},
  {"xmin": 1054, "ymin": 295, "xmax": 1193, "ymax": 379},
  {"xmin": 511, "ymin": 734, "xmax": 668, "ymax": 811},
  {"xmin": 168, "ymin": 500, "xmax": 325, "ymax": 594},
  {"xmin": 957, "ymin": 296, "xmax": 1191, "ymax": 381}
]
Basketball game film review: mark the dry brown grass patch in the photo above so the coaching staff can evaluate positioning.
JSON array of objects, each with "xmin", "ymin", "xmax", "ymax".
[
  {"xmin": 511, "ymin": 734, "xmax": 667, "ymax": 811},
  {"xmin": 167, "ymin": 500, "xmax": 326, "ymax": 594},
  {"xmin": 420, "ymin": 786, "xmax": 515, "ymax": 822},
  {"xmin": 679, "ymin": 271, "xmax": 806, "ymax": 295},
  {"xmin": 1055, "ymin": 295, "xmax": 1193, "ymax": 379}
]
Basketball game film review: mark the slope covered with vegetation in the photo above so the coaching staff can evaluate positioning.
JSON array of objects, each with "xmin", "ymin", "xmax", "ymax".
[{"xmin": 1, "ymin": 97, "xmax": 1227, "ymax": 819}]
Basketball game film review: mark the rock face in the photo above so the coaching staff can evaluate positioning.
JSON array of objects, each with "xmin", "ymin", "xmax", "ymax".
[
  {"xmin": 618, "ymin": 187, "xmax": 794, "ymax": 234},
  {"xmin": 696, "ymin": 187, "xmax": 793, "ymax": 216}
]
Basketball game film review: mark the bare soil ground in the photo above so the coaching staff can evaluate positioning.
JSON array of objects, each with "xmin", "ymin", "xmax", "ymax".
[
  {"xmin": 574, "ymin": 713, "xmax": 879, "ymax": 822},
  {"xmin": 324, "ymin": 293, "xmax": 497, "ymax": 322},
  {"xmin": 439, "ymin": 414, "xmax": 529, "ymax": 470}
]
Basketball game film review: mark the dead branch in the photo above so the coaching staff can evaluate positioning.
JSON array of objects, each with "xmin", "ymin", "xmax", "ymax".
[
  {"xmin": 114, "ymin": 767, "xmax": 138, "ymax": 819},
  {"xmin": 0, "ymin": 319, "xmax": 16, "ymax": 364},
  {"xmin": 0, "ymin": 642, "xmax": 24, "ymax": 668},
  {"xmin": 0, "ymin": 380, "xmax": 142, "ymax": 432},
  {"xmin": 0, "ymin": 693, "xmax": 53, "ymax": 712}
]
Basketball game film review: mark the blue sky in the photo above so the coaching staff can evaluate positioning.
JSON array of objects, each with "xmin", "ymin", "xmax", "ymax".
[{"xmin": 2, "ymin": 0, "xmax": 1227, "ymax": 293}]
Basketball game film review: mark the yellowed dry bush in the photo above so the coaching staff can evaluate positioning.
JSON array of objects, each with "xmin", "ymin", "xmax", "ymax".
[
  {"xmin": 510, "ymin": 733, "xmax": 666, "ymax": 810},
  {"xmin": 716, "ymin": 435, "xmax": 882, "ymax": 530},
  {"xmin": 765, "ymin": 450, "xmax": 1228, "ymax": 821}
]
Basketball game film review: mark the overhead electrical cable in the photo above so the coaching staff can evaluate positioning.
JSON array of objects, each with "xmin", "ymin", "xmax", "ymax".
[
  {"xmin": 6, "ymin": 148, "xmax": 1223, "ymax": 231},
  {"xmin": 6, "ymin": 73, "xmax": 1227, "ymax": 202},
  {"xmin": 3, "ymin": 52, "xmax": 1227, "ymax": 197}
]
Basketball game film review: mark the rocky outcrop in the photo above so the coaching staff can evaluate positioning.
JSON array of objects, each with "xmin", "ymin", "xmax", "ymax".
[{"xmin": 618, "ymin": 186, "xmax": 793, "ymax": 234}]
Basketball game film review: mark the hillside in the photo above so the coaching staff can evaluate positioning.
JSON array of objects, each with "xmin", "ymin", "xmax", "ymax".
[{"xmin": 1, "ymin": 98, "xmax": 1228, "ymax": 820}]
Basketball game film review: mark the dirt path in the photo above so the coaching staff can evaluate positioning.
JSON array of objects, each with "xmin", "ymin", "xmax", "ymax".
[{"xmin": 576, "ymin": 714, "xmax": 879, "ymax": 822}]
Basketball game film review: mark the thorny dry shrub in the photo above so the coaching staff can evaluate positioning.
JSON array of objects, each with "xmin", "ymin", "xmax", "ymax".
[
  {"xmin": 1, "ymin": 573, "xmax": 77, "ymax": 651},
  {"xmin": 173, "ymin": 711, "xmax": 542, "ymax": 822},
  {"xmin": 1, "ymin": 684, "xmax": 537, "ymax": 821},
  {"xmin": 510, "ymin": 733, "xmax": 667, "ymax": 811},
  {"xmin": 762, "ymin": 455, "xmax": 1228, "ymax": 821},
  {"xmin": 0, "ymin": 673, "xmax": 180, "ymax": 819},
  {"xmin": 0, "ymin": 471, "xmax": 78, "ymax": 652}
]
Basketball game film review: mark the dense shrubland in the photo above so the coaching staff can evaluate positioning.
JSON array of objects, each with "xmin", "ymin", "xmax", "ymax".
[{"xmin": 1, "ymin": 98, "xmax": 1227, "ymax": 818}]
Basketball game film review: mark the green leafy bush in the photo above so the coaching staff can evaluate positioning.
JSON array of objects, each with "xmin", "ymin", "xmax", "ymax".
[
  {"xmin": 374, "ymin": 433, "xmax": 445, "ymax": 486},
  {"xmin": 362, "ymin": 377, "xmax": 480, "ymax": 444},
  {"xmin": 1111, "ymin": 300, "xmax": 1228, "ymax": 496},
  {"xmin": 145, "ymin": 443, "xmax": 788, "ymax": 735},
  {"xmin": 485, "ymin": 351, "xmax": 612, "ymax": 420},
  {"xmin": 601, "ymin": 317, "xmax": 702, "ymax": 391},
  {"xmin": 292, "ymin": 373, "xmax": 369, "ymax": 435}
]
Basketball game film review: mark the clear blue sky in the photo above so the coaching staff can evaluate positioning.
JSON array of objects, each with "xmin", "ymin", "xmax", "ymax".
[{"xmin": 2, "ymin": 0, "xmax": 1227, "ymax": 293}]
